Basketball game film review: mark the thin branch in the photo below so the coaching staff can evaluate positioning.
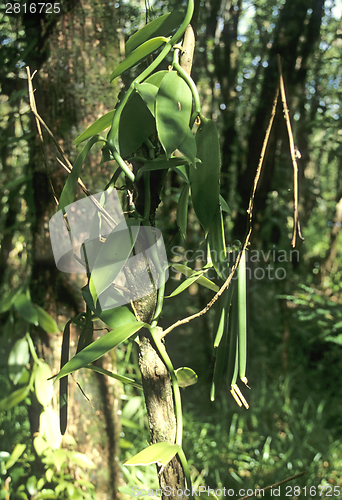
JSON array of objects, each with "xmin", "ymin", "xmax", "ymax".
[
  {"xmin": 160, "ymin": 88, "xmax": 280, "ymax": 340},
  {"xmin": 237, "ymin": 471, "xmax": 306, "ymax": 500},
  {"xmin": 26, "ymin": 67, "xmax": 118, "ymax": 230},
  {"xmin": 277, "ymin": 55, "xmax": 304, "ymax": 247}
]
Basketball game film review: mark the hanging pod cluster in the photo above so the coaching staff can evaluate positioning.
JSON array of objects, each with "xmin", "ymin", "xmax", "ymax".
[{"xmin": 211, "ymin": 250, "xmax": 249, "ymax": 408}]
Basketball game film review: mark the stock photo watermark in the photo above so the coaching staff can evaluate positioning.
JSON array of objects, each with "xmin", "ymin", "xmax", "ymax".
[{"xmin": 170, "ymin": 245, "xmax": 299, "ymax": 281}]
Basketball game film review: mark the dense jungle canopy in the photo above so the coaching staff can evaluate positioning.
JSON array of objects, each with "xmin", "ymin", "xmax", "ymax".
[{"xmin": 0, "ymin": 0, "xmax": 342, "ymax": 499}]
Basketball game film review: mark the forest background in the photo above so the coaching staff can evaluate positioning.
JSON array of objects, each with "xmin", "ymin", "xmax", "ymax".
[{"xmin": 0, "ymin": 0, "xmax": 342, "ymax": 499}]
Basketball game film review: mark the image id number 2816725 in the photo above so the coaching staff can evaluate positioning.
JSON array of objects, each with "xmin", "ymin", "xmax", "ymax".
[{"xmin": 5, "ymin": 2, "xmax": 61, "ymax": 14}]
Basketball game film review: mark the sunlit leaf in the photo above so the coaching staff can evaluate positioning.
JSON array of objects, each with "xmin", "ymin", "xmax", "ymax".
[
  {"xmin": 35, "ymin": 306, "xmax": 60, "ymax": 333},
  {"xmin": 124, "ymin": 442, "xmax": 180, "ymax": 466},
  {"xmin": 135, "ymin": 82, "xmax": 158, "ymax": 115},
  {"xmin": 126, "ymin": 10, "xmax": 184, "ymax": 54},
  {"xmin": 171, "ymin": 263, "xmax": 219, "ymax": 293},
  {"xmin": 175, "ymin": 367, "xmax": 198, "ymax": 388},
  {"xmin": 5, "ymin": 444, "xmax": 26, "ymax": 470},
  {"xmin": 0, "ymin": 386, "xmax": 30, "ymax": 411},
  {"xmin": 156, "ymin": 71, "xmax": 192, "ymax": 158},
  {"xmin": 144, "ymin": 70, "xmax": 168, "ymax": 87},
  {"xmin": 74, "ymin": 111, "xmax": 114, "ymax": 146},
  {"xmin": 53, "ymin": 321, "xmax": 146, "ymax": 381},
  {"xmin": 110, "ymin": 37, "xmax": 168, "ymax": 82}
]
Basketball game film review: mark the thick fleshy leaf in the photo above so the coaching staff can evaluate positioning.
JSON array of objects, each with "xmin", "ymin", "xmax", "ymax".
[
  {"xmin": 74, "ymin": 111, "xmax": 114, "ymax": 146},
  {"xmin": 35, "ymin": 362, "xmax": 53, "ymax": 407},
  {"xmin": 135, "ymin": 82, "xmax": 158, "ymax": 116},
  {"xmin": 85, "ymin": 365, "xmax": 142, "ymax": 390},
  {"xmin": 136, "ymin": 156, "xmax": 189, "ymax": 180},
  {"xmin": 144, "ymin": 70, "xmax": 168, "ymax": 87},
  {"xmin": 8, "ymin": 338, "xmax": 29, "ymax": 385},
  {"xmin": 124, "ymin": 442, "xmax": 180, "ymax": 466},
  {"xmin": 126, "ymin": 10, "xmax": 184, "ymax": 55},
  {"xmin": 190, "ymin": 119, "xmax": 221, "ymax": 234},
  {"xmin": 58, "ymin": 135, "xmax": 105, "ymax": 212},
  {"xmin": 172, "ymin": 263, "xmax": 219, "ymax": 293},
  {"xmin": 175, "ymin": 367, "xmax": 198, "ymax": 388},
  {"xmin": 82, "ymin": 285, "xmax": 136, "ymax": 330},
  {"xmin": 118, "ymin": 92, "xmax": 155, "ymax": 157},
  {"xmin": 53, "ymin": 321, "xmax": 146, "ymax": 382},
  {"xmin": 166, "ymin": 271, "xmax": 206, "ymax": 298},
  {"xmin": 110, "ymin": 37, "xmax": 168, "ymax": 82},
  {"xmin": 156, "ymin": 71, "xmax": 192, "ymax": 158},
  {"xmin": 13, "ymin": 293, "xmax": 38, "ymax": 325},
  {"xmin": 0, "ymin": 386, "xmax": 30, "ymax": 411},
  {"xmin": 177, "ymin": 185, "xmax": 189, "ymax": 240},
  {"xmin": 219, "ymin": 194, "xmax": 231, "ymax": 214},
  {"xmin": 35, "ymin": 306, "xmax": 60, "ymax": 333},
  {"xmin": 0, "ymin": 288, "xmax": 19, "ymax": 314},
  {"xmin": 89, "ymin": 220, "xmax": 141, "ymax": 304},
  {"xmin": 208, "ymin": 209, "xmax": 227, "ymax": 279},
  {"xmin": 178, "ymin": 128, "xmax": 197, "ymax": 166}
]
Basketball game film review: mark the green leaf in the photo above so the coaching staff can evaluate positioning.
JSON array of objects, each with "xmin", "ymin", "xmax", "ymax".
[
  {"xmin": 89, "ymin": 220, "xmax": 141, "ymax": 304},
  {"xmin": 5, "ymin": 444, "xmax": 26, "ymax": 470},
  {"xmin": 110, "ymin": 37, "xmax": 168, "ymax": 82},
  {"xmin": 219, "ymin": 194, "xmax": 231, "ymax": 214},
  {"xmin": 166, "ymin": 271, "xmax": 208, "ymax": 298},
  {"xmin": 0, "ymin": 288, "xmax": 20, "ymax": 314},
  {"xmin": 135, "ymin": 82, "xmax": 158, "ymax": 115},
  {"xmin": 156, "ymin": 71, "xmax": 192, "ymax": 158},
  {"xmin": 124, "ymin": 442, "xmax": 180, "ymax": 466},
  {"xmin": 136, "ymin": 156, "xmax": 189, "ymax": 180},
  {"xmin": 53, "ymin": 322, "xmax": 146, "ymax": 382},
  {"xmin": 126, "ymin": 10, "xmax": 184, "ymax": 55},
  {"xmin": 171, "ymin": 263, "xmax": 220, "ymax": 293},
  {"xmin": 0, "ymin": 386, "xmax": 30, "ymax": 411},
  {"xmin": 74, "ymin": 110, "xmax": 114, "ymax": 146},
  {"xmin": 178, "ymin": 128, "xmax": 197, "ymax": 166},
  {"xmin": 175, "ymin": 367, "xmax": 198, "ymax": 388},
  {"xmin": 213, "ymin": 284, "xmax": 234, "ymax": 348},
  {"xmin": 208, "ymin": 209, "xmax": 227, "ymax": 279},
  {"xmin": 85, "ymin": 364, "xmax": 142, "ymax": 390},
  {"xmin": 190, "ymin": 119, "xmax": 221, "ymax": 234},
  {"xmin": 82, "ymin": 285, "xmax": 136, "ymax": 330},
  {"xmin": 8, "ymin": 337, "xmax": 29, "ymax": 385},
  {"xmin": 177, "ymin": 185, "xmax": 189, "ymax": 240},
  {"xmin": 14, "ymin": 293, "xmax": 38, "ymax": 325},
  {"xmin": 118, "ymin": 92, "xmax": 155, "ymax": 157},
  {"xmin": 144, "ymin": 70, "xmax": 168, "ymax": 87},
  {"xmin": 35, "ymin": 362, "xmax": 53, "ymax": 407},
  {"xmin": 58, "ymin": 135, "xmax": 105, "ymax": 212},
  {"xmin": 35, "ymin": 306, "xmax": 60, "ymax": 333}
]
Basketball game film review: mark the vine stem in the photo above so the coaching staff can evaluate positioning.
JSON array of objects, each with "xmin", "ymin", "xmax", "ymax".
[{"xmin": 107, "ymin": 0, "xmax": 195, "ymax": 180}]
